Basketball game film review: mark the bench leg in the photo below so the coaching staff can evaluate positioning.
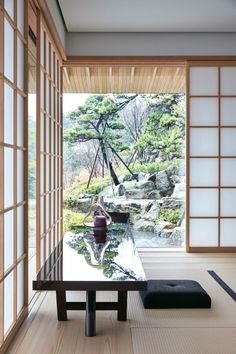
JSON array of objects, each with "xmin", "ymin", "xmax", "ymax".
[
  {"xmin": 56, "ymin": 291, "xmax": 67, "ymax": 321},
  {"xmin": 85, "ymin": 291, "xmax": 96, "ymax": 337},
  {"xmin": 117, "ymin": 291, "xmax": 127, "ymax": 321}
]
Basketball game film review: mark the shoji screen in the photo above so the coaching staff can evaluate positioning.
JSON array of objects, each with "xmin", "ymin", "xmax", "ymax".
[
  {"xmin": 187, "ymin": 62, "xmax": 236, "ymax": 251},
  {"xmin": 0, "ymin": 0, "xmax": 28, "ymax": 348},
  {"xmin": 36, "ymin": 16, "xmax": 63, "ymax": 273}
]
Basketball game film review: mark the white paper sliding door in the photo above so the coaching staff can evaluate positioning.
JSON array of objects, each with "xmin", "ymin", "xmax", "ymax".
[
  {"xmin": 187, "ymin": 62, "xmax": 236, "ymax": 251},
  {"xmin": 36, "ymin": 14, "xmax": 63, "ymax": 273},
  {"xmin": 0, "ymin": 0, "xmax": 28, "ymax": 349}
]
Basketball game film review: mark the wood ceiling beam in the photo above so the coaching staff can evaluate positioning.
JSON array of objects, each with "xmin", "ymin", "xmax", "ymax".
[
  {"xmin": 62, "ymin": 64, "xmax": 186, "ymax": 94},
  {"xmin": 64, "ymin": 56, "xmax": 236, "ymax": 68}
]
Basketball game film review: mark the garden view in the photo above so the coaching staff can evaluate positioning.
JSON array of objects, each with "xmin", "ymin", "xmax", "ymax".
[{"xmin": 63, "ymin": 93, "xmax": 186, "ymax": 247}]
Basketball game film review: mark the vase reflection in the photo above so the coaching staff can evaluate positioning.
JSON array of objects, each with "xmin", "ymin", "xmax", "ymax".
[{"xmin": 84, "ymin": 232, "xmax": 110, "ymax": 266}]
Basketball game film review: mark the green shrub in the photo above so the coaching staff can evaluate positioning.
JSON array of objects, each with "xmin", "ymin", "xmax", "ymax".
[
  {"xmin": 81, "ymin": 177, "xmax": 111, "ymax": 194},
  {"xmin": 64, "ymin": 176, "xmax": 111, "ymax": 210},
  {"xmin": 117, "ymin": 159, "xmax": 184, "ymax": 176},
  {"xmin": 63, "ymin": 209, "xmax": 86, "ymax": 232},
  {"xmin": 157, "ymin": 208, "xmax": 182, "ymax": 225}
]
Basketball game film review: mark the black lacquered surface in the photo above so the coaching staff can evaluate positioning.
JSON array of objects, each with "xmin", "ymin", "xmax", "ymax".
[{"xmin": 33, "ymin": 222, "xmax": 147, "ymax": 291}]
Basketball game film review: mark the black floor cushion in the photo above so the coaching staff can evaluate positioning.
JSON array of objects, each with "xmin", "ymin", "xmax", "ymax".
[{"xmin": 140, "ymin": 280, "xmax": 211, "ymax": 309}]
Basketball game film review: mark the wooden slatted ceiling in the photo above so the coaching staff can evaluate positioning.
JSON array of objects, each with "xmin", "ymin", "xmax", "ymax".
[{"xmin": 63, "ymin": 66, "xmax": 186, "ymax": 93}]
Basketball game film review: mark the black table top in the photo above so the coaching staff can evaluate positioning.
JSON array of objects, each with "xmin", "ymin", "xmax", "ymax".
[{"xmin": 33, "ymin": 223, "xmax": 147, "ymax": 291}]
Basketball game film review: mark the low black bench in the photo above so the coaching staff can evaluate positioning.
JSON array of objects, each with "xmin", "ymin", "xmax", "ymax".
[{"xmin": 140, "ymin": 280, "xmax": 211, "ymax": 309}]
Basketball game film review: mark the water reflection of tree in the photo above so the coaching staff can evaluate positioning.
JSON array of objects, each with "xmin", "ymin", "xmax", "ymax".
[{"xmin": 67, "ymin": 224, "xmax": 138, "ymax": 279}]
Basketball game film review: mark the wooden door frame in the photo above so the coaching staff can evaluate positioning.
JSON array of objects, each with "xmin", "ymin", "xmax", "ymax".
[{"xmin": 64, "ymin": 56, "xmax": 236, "ymax": 67}]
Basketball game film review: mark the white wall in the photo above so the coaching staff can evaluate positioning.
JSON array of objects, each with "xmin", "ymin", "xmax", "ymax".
[
  {"xmin": 46, "ymin": 0, "xmax": 66, "ymax": 50},
  {"xmin": 66, "ymin": 32, "xmax": 236, "ymax": 56}
]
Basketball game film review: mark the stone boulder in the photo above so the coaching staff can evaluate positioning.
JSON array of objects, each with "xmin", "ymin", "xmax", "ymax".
[
  {"xmin": 154, "ymin": 221, "xmax": 175, "ymax": 235},
  {"xmin": 169, "ymin": 175, "xmax": 180, "ymax": 184},
  {"xmin": 155, "ymin": 220, "xmax": 176, "ymax": 240},
  {"xmin": 104, "ymin": 197, "xmax": 152, "ymax": 215},
  {"xmin": 131, "ymin": 213, "xmax": 142, "ymax": 224},
  {"xmin": 123, "ymin": 173, "xmax": 139, "ymax": 182},
  {"xmin": 114, "ymin": 183, "xmax": 126, "ymax": 196},
  {"xmin": 169, "ymin": 227, "xmax": 185, "ymax": 246},
  {"xmin": 148, "ymin": 174, "xmax": 156, "ymax": 183},
  {"xmin": 166, "ymin": 165, "xmax": 179, "ymax": 177},
  {"xmin": 125, "ymin": 189, "xmax": 145, "ymax": 199},
  {"xmin": 144, "ymin": 201, "xmax": 155, "ymax": 212},
  {"xmin": 155, "ymin": 170, "xmax": 173, "ymax": 196},
  {"xmin": 143, "ymin": 202, "xmax": 159, "ymax": 222},
  {"xmin": 171, "ymin": 177, "xmax": 185, "ymax": 200},
  {"xmin": 136, "ymin": 180, "xmax": 155, "ymax": 191},
  {"xmin": 133, "ymin": 220, "xmax": 155, "ymax": 232},
  {"xmin": 147, "ymin": 191, "xmax": 161, "ymax": 200},
  {"xmin": 158, "ymin": 229, "xmax": 173, "ymax": 239},
  {"xmin": 138, "ymin": 172, "xmax": 149, "ymax": 181},
  {"xmin": 161, "ymin": 197, "xmax": 184, "ymax": 210},
  {"xmin": 104, "ymin": 200, "xmax": 140, "ymax": 214},
  {"xmin": 123, "ymin": 180, "xmax": 137, "ymax": 189}
]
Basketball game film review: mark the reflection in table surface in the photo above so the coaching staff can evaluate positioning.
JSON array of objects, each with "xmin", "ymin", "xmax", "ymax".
[{"xmin": 34, "ymin": 223, "xmax": 146, "ymax": 286}]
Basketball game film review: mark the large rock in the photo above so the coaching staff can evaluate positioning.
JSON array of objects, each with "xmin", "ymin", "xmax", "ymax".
[
  {"xmin": 154, "ymin": 221, "xmax": 175, "ymax": 234},
  {"xmin": 123, "ymin": 180, "xmax": 137, "ymax": 189},
  {"xmin": 104, "ymin": 200, "xmax": 140, "ymax": 213},
  {"xmin": 147, "ymin": 191, "xmax": 161, "ymax": 200},
  {"xmin": 169, "ymin": 175, "xmax": 180, "ymax": 184},
  {"xmin": 114, "ymin": 183, "xmax": 126, "ymax": 196},
  {"xmin": 158, "ymin": 229, "xmax": 173, "ymax": 239},
  {"xmin": 133, "ymin": 220, "xmax": 155, "ymax": 232},
  {"xmin": 171, "ymin": 177, "xmax": 185, "ymax": 199},
  {"xmin": 161, "ymin": 197, "xmax": 184, "ymax": 210},
  {"xmin": 155, "ymin": 170, "xmax": 173, "ymax": 196},
  {"xmin": 138, "ymin": 172, "xmax": 149, "ymax": 181},
  {"xmin": 104, "ymin": 197, "xmax": 152, "ymax": 215},
  {"xmin": 166, "ymin": 165, "xmax": 179, "ymax": 177},
  {"xmin": 125, "ymin": 189, "xmax": 145, "ymax": 199},
  {"xmin": 136, "ymin": 180, "xmax": 155, "ymax": 191},
  {"xmin": 123, "ymin": 173, "xmax": 139, "ymax": 182},
  {"xmin": 169, "ymin": 227, "xmax": 185, "ymax": 246},
  {"xmin": 131, "ymin": 213, "xmax": 142, "ymax": 224},
  {"xmin": 143, "ymin": 202, "xmax": 159, "ymax": 222},
  {"xmin": 119, "ymin": 173, "xmax": 138, "ymax": 183},
  {"xmin": 144, "ymin": 201, "xmax": 155, "ymax": 212},
  {"xmin": 148, "ymin": 174, "xmax": 156, "ymax": 183}
]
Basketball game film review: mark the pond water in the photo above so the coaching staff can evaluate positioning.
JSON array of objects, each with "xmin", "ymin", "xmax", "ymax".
[{"xmin": 131, "ymin": 228, "xmax": 185, "ymax": 248}]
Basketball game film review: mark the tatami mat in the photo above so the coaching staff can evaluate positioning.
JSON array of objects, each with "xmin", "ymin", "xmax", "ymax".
[
  {"xmin": 66, "ymin": 269, "xmax": 236, "ymax": 329},
  {"xmin": 132, "ymin": 328, "xmax": 236, "ymax": 354},
  {"xmin": 8, "ymin": 291, "xmax": 133, "ymax": 354},
  {"xmin": 7, "ymin": 262, "xmax": 236, "ymax": 354},
  {"xmin": 128, "ymin": 268, "xmax": 236, "ymax": 328},
  {"xmin": 211, "ymin": 268, "xmax": 236, "ymax": 294}
]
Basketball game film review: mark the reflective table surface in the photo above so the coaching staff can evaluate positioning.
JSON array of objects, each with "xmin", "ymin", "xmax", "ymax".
[{"xmin": 33, "ymin": 222, "xmax": 147, "ymax": 291}]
